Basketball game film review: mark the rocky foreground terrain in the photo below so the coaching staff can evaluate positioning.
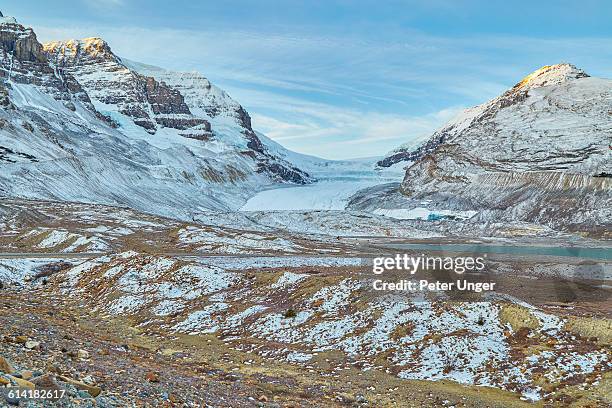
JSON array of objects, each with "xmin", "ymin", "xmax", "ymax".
[{"xmin": 1, "ymin": 199, "xmax": 610, "ymax": 407}]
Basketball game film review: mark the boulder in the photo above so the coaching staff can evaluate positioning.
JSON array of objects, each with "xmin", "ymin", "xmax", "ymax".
[
  {"xmin": 58, "ymin": 375, "xmax": 101, "ymax": 397},
  {"xmin": 0, "ymin": 356, "xmax": 14, "ymax": 373}
]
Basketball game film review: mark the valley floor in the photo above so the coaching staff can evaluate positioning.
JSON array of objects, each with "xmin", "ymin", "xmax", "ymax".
[{"xmin": 0, "ymin": 199, "xmax": 610, "ymax": 407}]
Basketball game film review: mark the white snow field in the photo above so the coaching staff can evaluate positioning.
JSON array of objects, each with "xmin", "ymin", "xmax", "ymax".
[
  {"xmin": 241, "ymin": 179, "xmax": 382, "ymax": 211},
  {"xmin": 241, "ymin": 150, "xmax": 404, "ymax": 210}
]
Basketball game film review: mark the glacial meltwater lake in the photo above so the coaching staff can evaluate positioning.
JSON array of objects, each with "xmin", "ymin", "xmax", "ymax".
[{"xmin": 381, "ymin": 243, "xmax": 612, "ymax": 261}]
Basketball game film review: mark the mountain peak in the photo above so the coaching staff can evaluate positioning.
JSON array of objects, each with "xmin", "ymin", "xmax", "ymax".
[
  {"xmin": 80, "ymin": 37, "xmax": 109, "ymax": 47},
  {"xmin": 512, "ymin": 63, "xmax": 589, "ymax": 91},
  {"xmin": 378, "ymin": 63, "xmax": 602, "ymax": 169},
  {"xmin": 0, "ymin": 14, "xmax": 19, "ymax": 25},
  {"xmin": 44, "ymin": 37, "xmax": 120, "ymax": 64}
]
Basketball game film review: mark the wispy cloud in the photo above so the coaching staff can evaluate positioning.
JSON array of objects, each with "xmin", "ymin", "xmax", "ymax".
[
  {"xmin": 83, "ymin": 0, "xmax": 124, "ymax": 7},
  {"xmin": 32, "ymin": 21, "xmax": 612, "ymax": 158},
  {"xmin": 245, "ymin": 88, "xmax": 464, "ymax": 158}
]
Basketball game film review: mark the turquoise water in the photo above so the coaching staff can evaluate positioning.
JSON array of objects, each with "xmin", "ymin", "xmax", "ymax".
[{"xmin": 383, "ymin": 243, "xmax": 612, "ymax": 261}]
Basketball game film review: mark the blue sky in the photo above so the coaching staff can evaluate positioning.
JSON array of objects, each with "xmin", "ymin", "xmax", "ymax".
[{"xmin": 3, "ymin": 0, "xmax": 612, "ymax": 159}]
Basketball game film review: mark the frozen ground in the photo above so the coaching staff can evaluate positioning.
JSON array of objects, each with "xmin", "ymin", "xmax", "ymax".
[
  {"xmin": 1, "ymin": 198, "xmax": 610, "ymax": 406},
  {"xmin": 52, "ymin": 250, "xmax": 611, "ymax": 403}
]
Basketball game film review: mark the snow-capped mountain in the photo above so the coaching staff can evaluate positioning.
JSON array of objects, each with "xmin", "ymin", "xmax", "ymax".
[
  {"xmin": 120, "ymin": 59, "xmax": 310, "ymax": 183},
  {"xmin": 0, "ymin": 15, "xmax": 312, "ymax": 220},
  {"xmin": 367, "ymin": 64, "xmax": 612, "ymax": 235},
  {"xmin": 43, "ymin": 37, "xmax": 311, "ymax": 184},
  {"xmin": 379, "ymin": 64, "xmax": 609, "ymax": 172}
]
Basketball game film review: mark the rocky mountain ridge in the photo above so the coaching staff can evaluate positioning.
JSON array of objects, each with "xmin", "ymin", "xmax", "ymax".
[
  {"xmin": 44, "ymin": 38, "xmax": 210, "ymax": 135},
  {"xmin": 122, "ymin": 59, "xmax": 309, "ymax": 182},
  {"xmin": 43, "ymin": 36, "xmax": 310, "ymax": 183},
  {"xmin": 378, "ymin": 64, "xmax": 605, "ymax": 170},
  {"xmin": 369, "ymin": 64, "xmax": 611, "ymax": 236},
  {"xmin": 0, "ymin": 15, "xmax": 312, "ymax": 219}
]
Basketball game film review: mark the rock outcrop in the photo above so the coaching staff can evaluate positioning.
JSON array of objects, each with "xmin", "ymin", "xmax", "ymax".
[{"xmin": 0, "ymin": 18, "xmax": 92, "ymax": 107}]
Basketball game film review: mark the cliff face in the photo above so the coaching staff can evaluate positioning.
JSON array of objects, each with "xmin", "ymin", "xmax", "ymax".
[
  {"xmin": 0, "ymin": 19, "xmax": 92, "ymax": 108},
  {"xmin": 0, "ymin": 23, "xmax": 44, "ymax": 63}
]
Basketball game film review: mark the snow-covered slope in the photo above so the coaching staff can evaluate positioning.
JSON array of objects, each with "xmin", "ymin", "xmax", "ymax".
[
  {"xmin": 0, "ymin": 15, "xmax": 313, "ymax": 220},
  {"xmin": 367, "ymin": 64, "xmax": 612, "ymax": 236},
  {"xmin": 120, "ymin": 58, "xmax": 311, "ymax": 183},
  {"xmin": 380, "ymin": 64, "xmax": 610, "ymax": 173},
  {"xmin": 43, "ymin": 38, "xmax": 311, "ymax": 185}
]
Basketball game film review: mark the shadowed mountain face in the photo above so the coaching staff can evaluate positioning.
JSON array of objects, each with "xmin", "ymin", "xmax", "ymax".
[
  {"xmin": 370, "ymin": 64, "xmax": 612, "ymax": 236},
  {"xmin": 0, "ymin": 16, "xmax": 312, "ymax": 219}
]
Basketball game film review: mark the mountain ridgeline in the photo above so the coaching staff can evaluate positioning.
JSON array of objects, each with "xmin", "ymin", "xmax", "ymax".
[
  {"xmin": 0, "ymin": 15, "xmax": 310, "ymax": 219},
  {"xmin": 0, "ymin": 12, "xmax": 610, "ymax": 236},
  {"xmin": 369, "ymin": 64, "xmax": 612, "ymax": 236}
]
